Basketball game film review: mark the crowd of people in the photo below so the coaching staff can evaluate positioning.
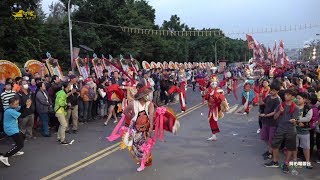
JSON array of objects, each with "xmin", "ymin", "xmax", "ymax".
[
  {"xmin": 0, "ymin": 65, "xmax": 215, "ymax": 166},
  {"xmin": 254, "ymin": 64, "xmax": 320, "ymax": 174},
  {"xmin": 0, "ymin": 62, "xmax": 320, "ymax": 176}
]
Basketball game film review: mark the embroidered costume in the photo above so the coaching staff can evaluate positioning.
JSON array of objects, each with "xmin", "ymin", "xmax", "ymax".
[
  {"xmin": 107, "ymin": 86, "xmax": 180, "ymax": 172},
  {"xmin": 203, "ymin": 75, "xmax": 229, "ymax": 141}
]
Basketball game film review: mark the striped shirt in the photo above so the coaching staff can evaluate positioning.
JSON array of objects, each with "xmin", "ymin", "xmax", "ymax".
[{"xmin": 1, "ymin": 90, "xmax": 16, "ymax": 108}]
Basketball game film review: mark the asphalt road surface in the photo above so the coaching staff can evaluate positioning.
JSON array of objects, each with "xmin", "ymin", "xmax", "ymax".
[{"xmin": 0, "ymin": 82, "xmax": 319, "ymax": 180}]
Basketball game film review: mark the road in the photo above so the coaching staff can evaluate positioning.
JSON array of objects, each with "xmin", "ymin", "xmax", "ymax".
[{"xmin": 0, "ymin": 81, "xmax": 319, "ymax": 180}]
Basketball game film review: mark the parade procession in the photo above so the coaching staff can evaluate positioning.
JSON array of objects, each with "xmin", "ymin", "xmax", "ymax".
[{"xmin": 1, "ymin": 0, "xmax": 320, "ymax": 180}]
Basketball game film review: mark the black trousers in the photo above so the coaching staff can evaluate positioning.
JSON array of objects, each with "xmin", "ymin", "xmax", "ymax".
[{"xmin": 4, "ymin": 132, "xmax": 25, "ymax": 157}]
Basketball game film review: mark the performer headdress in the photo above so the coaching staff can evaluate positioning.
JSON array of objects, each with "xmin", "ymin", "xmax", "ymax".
[{"xmin": 134, "ymin": 86, "xmax": 152, "ymax": 100}]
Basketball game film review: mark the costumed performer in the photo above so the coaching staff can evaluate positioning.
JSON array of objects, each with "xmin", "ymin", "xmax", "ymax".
[{"xmin": 203, "ymin": 74, "xmax": 229, "ymax": 141}]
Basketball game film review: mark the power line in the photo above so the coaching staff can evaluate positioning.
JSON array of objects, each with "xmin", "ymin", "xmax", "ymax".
[{"xmin": 73, "ymin": 20, "xmax": 320, "ymax": 37}]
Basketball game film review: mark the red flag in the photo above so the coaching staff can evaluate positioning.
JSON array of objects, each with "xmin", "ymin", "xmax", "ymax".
[
  {"xmin": 272, "ymin": 41, "xmax": 277, "ymax": 64},
  {"xmin": 267, "ymin": 47, "xmax": 272, "ymax": 60},
  {"xmin": 258, "ymin": 43, "xmax": 265, "ymax": 62},
  {"xmin": 253, "ymin": 41, "xmax": 261, "ymax": 64},
  {"xmin": 246, "ymin": 34, "xmax": 255, "ymax": 49},
  {"xmin": 284, "ymin": 52, "xmax": 290, "ymax": 66}
]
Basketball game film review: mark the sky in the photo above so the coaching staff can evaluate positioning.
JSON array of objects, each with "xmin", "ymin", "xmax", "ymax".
[{"xmin": 42, "ymin": 0, "xmax": 320, "ymax": 49}]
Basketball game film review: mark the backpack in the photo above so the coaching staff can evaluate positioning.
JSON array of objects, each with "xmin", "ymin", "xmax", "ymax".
[{"xmin": 309, "ymin": 105, "xmax": 319, "ymax": 129}]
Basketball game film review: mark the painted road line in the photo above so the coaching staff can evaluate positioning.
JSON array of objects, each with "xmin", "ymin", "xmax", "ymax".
[
  {"xmin": 41, "ymin": 102, "xmax": 204, "ymax": 180},
  {"xmin": 175, "ymin": 102, "xmax": 204, "ymax": 117},
  {"xmin": 52, "ymin": 147, "xmax": 121, "ymax": 180},
  {"xmin": 40, "ymin": 142, "xmax": 120, "ymax": 180},
  {"xmin": 176, "ymin": 103, "xmax": 206, "ymax": 119},
  {"xmin": 52, "ymin": 103, "xmax": 207, "ymax": 179}
]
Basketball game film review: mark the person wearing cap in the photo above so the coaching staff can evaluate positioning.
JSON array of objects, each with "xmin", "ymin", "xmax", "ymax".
[{"xmin": 123, "ymin": 84, "xmax": 154, "ymax": 171}]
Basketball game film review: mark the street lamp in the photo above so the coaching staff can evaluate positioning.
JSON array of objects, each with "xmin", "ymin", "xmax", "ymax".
[
  {"xmin": 214, "ymin": 37, "xmax": 224, "ymax": 66},
  {"xmin": 68, "ymin": 0, "xmax": 73, "ymax": 72}
]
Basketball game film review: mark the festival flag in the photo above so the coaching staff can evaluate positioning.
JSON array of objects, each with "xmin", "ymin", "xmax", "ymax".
[
  {"xmin": 253, "ymin": 40, "xmax": 261, "ymax": 64},
  {"xmin": 246, "ymin": 34, "xmax": 255, "ymax": 49},
  {"xmin": 276, "ymin": 40, "xmax": 285, "ymax": 67},
  {"xmin": 267, "ymin": 47, "xmax": 272, "ymax": 60},
  {"xmin": 258, "ymin": 43, "xmax": 265, "ymax": 63},
  {"xmin": 284, "ymin": 52, "xmax": 290, "ymax": 67},
  {"xmin": 272, "ymin": 41, "xmax": 277, "ymax": 63}
]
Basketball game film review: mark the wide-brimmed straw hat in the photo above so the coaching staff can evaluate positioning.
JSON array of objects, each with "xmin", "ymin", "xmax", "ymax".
[{"xmin": 134, "ymin": 86, "xmax": 152, "ymax": 100}]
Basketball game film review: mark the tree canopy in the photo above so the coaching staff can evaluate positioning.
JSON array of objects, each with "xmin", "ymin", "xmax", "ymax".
[{"xmin": 1, "ymin": 0, "xmax": 249, "ymax": 70}]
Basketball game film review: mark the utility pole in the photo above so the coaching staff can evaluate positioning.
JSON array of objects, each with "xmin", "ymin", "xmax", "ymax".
[{"xmin": 68, "ymin": 0, "xmax": 73, "ymax": 72}]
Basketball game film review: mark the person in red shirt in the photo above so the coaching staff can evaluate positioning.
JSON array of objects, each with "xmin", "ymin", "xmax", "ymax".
[
  {"xmin": 104, "ymin": 79, "xmax": 124, "ymax": 126},
  {"xmin": 203, "ymin": 75, "xmax": 229, "ymax": 141}
]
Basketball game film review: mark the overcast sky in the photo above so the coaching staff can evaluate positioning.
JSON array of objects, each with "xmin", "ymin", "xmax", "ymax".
[{"xmin": 42, "ymin": 0, "xmax": 320, "ymax": 49}]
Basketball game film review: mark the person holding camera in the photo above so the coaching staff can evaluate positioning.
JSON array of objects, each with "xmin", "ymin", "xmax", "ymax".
[
  {"xmin": 54, "ymin": 82, "xmax": 72, "ymax": 145},
  {"xmin": 66, "ymin": 75, "xmax": 80, "ymax": 134}
]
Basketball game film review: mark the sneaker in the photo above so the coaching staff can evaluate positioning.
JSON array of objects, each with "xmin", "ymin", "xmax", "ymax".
[
  {"xmin": 281, "ymin": 164, "xmax": 289, "ymax": 174},
  {"xmin": 13, "ymin": 151, "xmax": 24, "ymax": 157},
  {"xmin": 316, "ymin": 159, "xmax": 320, "ymax": 164},
  {"xmin": 262, "ymin": 151, "xmax": 269, "ymax": 157},
  {"xmin": 181, "ymin": 111, "xmax": 185, "ymax": 113},
  {"xmin": 57, "ymin": 139, "xmax": 61, "ymax": 142},
  {"xmin": 104, "ymin": 121, "xmax": 108, "ymax": 126},
  {"xmin": 72, "ymin": 130, "xmax": 78, "ymax": 134},
  {"xmin": 207, "ymin": 134, "xmax": 217, "ymax": 141},
  {"xmin": 264, "ymin": 161, "xmax": 279, "ymax": 168},
  {"xmin": 306, "ymin": 164, "xmax": 313, "ymax": 169},
  {"xmin": 257, "ymin": 129, "xmax": 261, "ymax": 134},
  {"xmin": 263, "ymin": 153, "xmax": 272, "ymax": 160},
  {"xmin": 113, "ymin": 120, "xmax": 118, "ymax": 124},
  {"xmin": 0, "ymin": 155, "xmax": 10, "ymax": 166},
  {"xmin": 137, "ymin": 166, "xmax": 145, "ymax": 172},
  {"xmin": 60, "ymin": 140, "xmax": 69, "ymax": 145}
]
